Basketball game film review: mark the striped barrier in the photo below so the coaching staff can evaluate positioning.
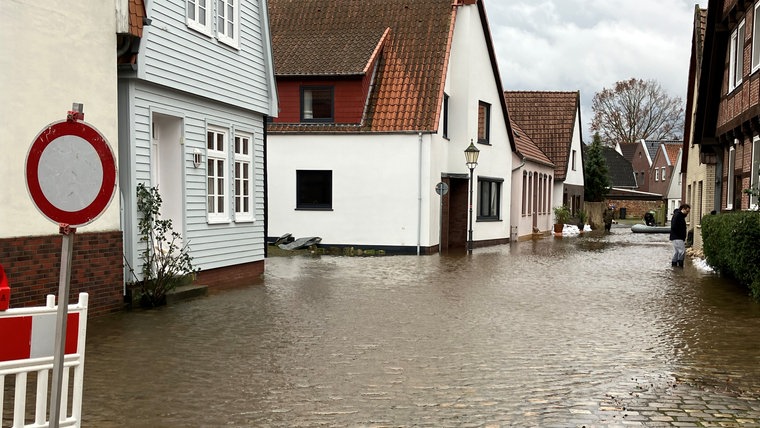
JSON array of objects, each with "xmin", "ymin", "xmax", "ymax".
[{"xmin": 0, "ymin": 293, "xmax": 88, "ymax": 428}]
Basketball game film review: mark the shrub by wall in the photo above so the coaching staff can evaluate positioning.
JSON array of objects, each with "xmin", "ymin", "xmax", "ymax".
[{"xmin": 702, "ymin": 211, "xmax": 760, "ymax": 298}]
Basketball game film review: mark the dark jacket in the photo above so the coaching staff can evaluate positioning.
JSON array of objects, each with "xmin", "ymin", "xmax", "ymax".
[{"xmin": 669, "ymin": 209, "xmax": 687, "ymax": 241}]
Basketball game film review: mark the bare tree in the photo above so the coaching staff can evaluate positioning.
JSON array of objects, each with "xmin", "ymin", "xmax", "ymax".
[{"xmin": 591, "ymin": 78, "xmax": 684, "ymax": 146}]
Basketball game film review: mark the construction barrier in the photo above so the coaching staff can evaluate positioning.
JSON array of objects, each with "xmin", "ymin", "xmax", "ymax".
[{"xmin": 0, "ymin": 293, "xmax": 88, "ymax": 428}]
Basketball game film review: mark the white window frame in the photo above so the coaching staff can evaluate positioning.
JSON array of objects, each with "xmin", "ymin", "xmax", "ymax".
[
  {"xmin": 662, "ymin": 166, "xmax": 666, "ymax": 182},
  {"xmin": 216, "ymin": 0, "xmax": 240, "ymax": 48},
  {"xmin": 751, "ymin": 137, "xmax": 760, "ymax": 209},
  {"xmin": 727, "ymin": 143, "xmax": 737, "ymax": 210},
  {"xmin": 753, "ymin": 2, "xmax": 760, "ymax": 72},
  {"xmin": 655, "ymin": 168, "xmax": 660, "ymax": 181},
  {"xmin": 729, "ymin": 20, "xmax": 745, "ymax": 93},
  {"xmin": 207, "ymin": 126, "xmax": 230, "ymax": 223},
  {"xmin": 233, "ymin": 131, "xmax": 254, "ymax": 222},
  {"xmin": 187, "ymin": 0, "xmax": 212, "ymax": 36}
]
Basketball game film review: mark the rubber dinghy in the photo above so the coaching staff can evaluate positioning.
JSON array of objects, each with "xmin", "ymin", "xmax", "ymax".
[{"xmin": 631, "ymin": 224, "xmax": 670, "ymax": 233}]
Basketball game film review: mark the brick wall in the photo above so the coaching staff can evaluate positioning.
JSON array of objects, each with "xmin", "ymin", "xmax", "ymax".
[
  {"xmin": 0, "ymin": 231, "xmax": 124, "ymax": 317},
  {"xmin": 196, "ymin": 261, "xmax": 264, "ymax": 289},
  {"xmin": 606, "ymin": 199, "xmax": 665, "ymax": 219}
]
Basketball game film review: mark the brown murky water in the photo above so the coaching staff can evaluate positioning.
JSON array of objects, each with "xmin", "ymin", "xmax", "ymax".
[{"xmin": 80, "ymin": 227, "xmax": 760, "ymax": 426}]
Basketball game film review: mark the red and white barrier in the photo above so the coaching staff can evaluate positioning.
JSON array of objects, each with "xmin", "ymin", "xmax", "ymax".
[{"xmin": 0, "ymin": 293, "xmax": 88, "ymax": 428}]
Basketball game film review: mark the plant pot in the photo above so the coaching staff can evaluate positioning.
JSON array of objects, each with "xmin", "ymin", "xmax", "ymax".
[{"xmin": 554, "ymin": 223, "xmax": 563, "ymax": 234}]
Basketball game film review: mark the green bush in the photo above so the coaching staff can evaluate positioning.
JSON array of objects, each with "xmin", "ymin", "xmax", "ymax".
[{"xmin": 702, "ymin": 211, "xmax": 760, "ymax": 299}]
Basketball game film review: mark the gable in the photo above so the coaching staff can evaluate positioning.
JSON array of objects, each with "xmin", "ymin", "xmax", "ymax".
[{"xmin": 504, "ymin": 91, "xmax": 580, "ymax": 180}]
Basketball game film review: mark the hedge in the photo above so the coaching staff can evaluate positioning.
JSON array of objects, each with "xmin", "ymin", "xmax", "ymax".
[{"xmin": 701, "ymin": 211, "xmax": 760, "ymax": 299}]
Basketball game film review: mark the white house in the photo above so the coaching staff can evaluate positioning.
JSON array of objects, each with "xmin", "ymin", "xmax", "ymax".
[
  {"xmin": 117, "ymin": 0, "xmax": 278, "ymax": 286},
  {"xmin": 1, "ymin": 0, "xmax": 124, "ymax": 315},
  {"xmin": 266, "ymin": 0, "xmax": 515, "ymax": 253},
  {"xmin": 505, "ymin": 91, "xmax": 586, "ymax": 216}
]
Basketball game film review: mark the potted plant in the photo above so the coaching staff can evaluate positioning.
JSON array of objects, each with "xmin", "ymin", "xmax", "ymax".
[
  {"xmin": 553, "ymin": 205, "xmax": 571, "ymax": 233},
  {"xmin": 577, "ymin": 210, "xmax": 588, "ymax": 231}
]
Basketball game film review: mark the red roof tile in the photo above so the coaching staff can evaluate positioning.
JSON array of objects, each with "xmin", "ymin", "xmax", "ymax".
[
  {"xmin": 663, "ymin": 143, "xmax": 682, "ymax": 165},
  {"xmin": 504, "ymin": 91, "xmax": 580, "ymax": 180},
  {"xmin": 268, "ymin": 0, "xmax": 456, "ymax": 132}
]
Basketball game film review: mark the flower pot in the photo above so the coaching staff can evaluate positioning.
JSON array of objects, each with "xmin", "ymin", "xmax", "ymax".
[{"xmin": 554, "ymin": 223, "xmax": 563, "ymax": 234}]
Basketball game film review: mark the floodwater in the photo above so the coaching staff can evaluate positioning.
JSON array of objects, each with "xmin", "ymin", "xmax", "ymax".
[{"xmin": 80, "ymin": 226, "xmax": 760, "ymax": 427}]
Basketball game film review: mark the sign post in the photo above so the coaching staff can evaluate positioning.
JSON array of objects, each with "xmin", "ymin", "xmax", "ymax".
[
  {"xmin": 435, "ymin": 182, "xmax": 449, "ymax": 254},
  {"xmin": 25, "ymin": 104, "xmax": 116, "ymax": 427}
]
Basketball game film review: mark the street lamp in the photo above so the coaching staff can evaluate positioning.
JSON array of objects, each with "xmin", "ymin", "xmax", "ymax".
[{"xmin": 464, "ymin": 140, "xmax": 480, "ymax": 253}]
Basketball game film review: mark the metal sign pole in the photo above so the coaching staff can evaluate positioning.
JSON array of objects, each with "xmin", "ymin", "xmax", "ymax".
[{"xmin": 49, "ymin": 224, "xmax": 75, "ymax": 428}]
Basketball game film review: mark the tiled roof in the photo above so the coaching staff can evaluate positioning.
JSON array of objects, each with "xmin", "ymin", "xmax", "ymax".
[
  {"xmin": 618, "ymin": 143, "xmax": 637, "ymax": 163},
  {"xmin": 129, "ymin": 0, "xmax": 145, "ymax": 38},
  {"xmin": 511, "ymin": 120, "xmax": 553, "ymax": 167},
  {"xmin": 697, "ymin": 7, "xmax": 707, "ymax": 64},
  {"xmin": 504, "ymin": 91, "xmax": 580, "ymax": 180},
  {"xmin": 643, "ymin": 139, "xmax": 681, "ymax": 163},
  {"xmin": 600, "ymin": 147, "xmax": 636, "ymax": 188},
  {"xmin": 663, "ymin": 143, "xmax": 682, "ymax": 165},
  {"xmin": 268, "ymin": 0, "xmax": 455, "ymax": 132}
]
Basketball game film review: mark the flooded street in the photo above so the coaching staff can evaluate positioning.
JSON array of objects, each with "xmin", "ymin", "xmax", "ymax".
[{"xmin": 81, "ymin": 227, "xmax": 760, "ymax": 427}]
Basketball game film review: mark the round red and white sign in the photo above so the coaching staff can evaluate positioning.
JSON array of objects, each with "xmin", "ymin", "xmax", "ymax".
[{"xmin": 25, "ymin": 120, "xmax": 117, "ymax": 227}]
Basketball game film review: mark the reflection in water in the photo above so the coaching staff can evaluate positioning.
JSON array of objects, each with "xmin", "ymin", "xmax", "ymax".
[{"xmin": 80, "ymin": 228, "xmax": 760, "ymax": 426}]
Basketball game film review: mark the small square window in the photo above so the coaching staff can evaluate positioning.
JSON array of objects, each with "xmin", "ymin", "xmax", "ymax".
[
  {"xmin": 296, "ymin": 170, "xmax": 332, "ymax": 209},
  {"xmin": 301, "ymin": 87, "xmax": 334, "ymax": 122}
]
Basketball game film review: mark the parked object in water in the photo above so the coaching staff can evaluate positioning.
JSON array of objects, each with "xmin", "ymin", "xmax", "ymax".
[{"xmin": 631, "ymin": 224, "xmax": 670, "ymax": 233}]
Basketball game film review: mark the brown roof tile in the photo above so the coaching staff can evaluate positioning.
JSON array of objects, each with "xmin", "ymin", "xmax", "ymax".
[
  {"xmin": 663, "ymin": 143, "xmax": 682, "ymax": 165},
  {"xmin": 504, "ymin": 91, "xmax": 580, "ymax": 180},
  {"xmin": 268, "ymin": 0, "xmax": 455, "ymax": 132},
  {"xmin": 511, "ymin": 120, "xmax": 554, "ymax": 167}
]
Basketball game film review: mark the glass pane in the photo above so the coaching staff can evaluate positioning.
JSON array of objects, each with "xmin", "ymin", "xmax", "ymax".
[
  {"xmin": 217, "ymin": 160, "xmax": 224, "ymax": 177},
  {"xmin": 243, "ymin": 139, "xmax": 248, "ymax": 155},
  {"xmin": 244, "ymin": 198, "xmax": 249, "ymax": 212},
  {"xmin": 218, "ymin": 180, "xmax": 224, "ymax": 195},
  {"xmin": 218, "ymin": 197, "xmax": 224, "ymax": 213},
  {"xmin": 235, "ymin": 179, "xmax": 240, "ymax": 195},
  {"xmin": 207, "ymin": 159, "xmax": 214, "ymax": 176},
  {"xmin": 243, "ymin": 181, "xmax": 249, "ymax": 195},
  {"xmin": 235, "ymin": 137, "xmax": 240, "ymax": 154},
  {"xmin": 207, "ymin": 196, "xmax": 214, "ymax": 213},
  {"xmin": 188, "ymin": 0, "xmax": 196, "ymax": 20},
  {"xmin": 235, "ymin": 162, "xmax": 240, "ymax": 178},
  {"xmin": 207, "ymin": 131, "xmax": 214, "ymax": 149},
  {"xmin": 243, "ymin": 165, "xmax": 249, "ymax": 179},
  {"xmin": 207, "ymin": 178, "xmax": 213, "ymax": 193},
  {"xmin": 228, "ymin": 22, "xmax": 234, "ymax": 37},
  {"xmin": 217, "ymin": 133, "xmax": 224, "ymax": 151},
  {"xmin": 235, "ymin": 197, "xmax": 240, "ymax": 212},
  {"xmin": 199, "ymin": 1, "xmax": 206, "ymax": 25}
]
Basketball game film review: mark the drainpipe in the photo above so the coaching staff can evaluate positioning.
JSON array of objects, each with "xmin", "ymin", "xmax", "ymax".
[
  {"xmin": 417, "ymin": 132, "xmax": 423, "ymax": 256},
  {"xmin": 512, "ymin": 157, "xmax": 526, "ymax": 172}
]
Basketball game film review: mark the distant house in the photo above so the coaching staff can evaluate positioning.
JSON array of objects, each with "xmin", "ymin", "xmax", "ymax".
[
  {"xmin": 504, "ymin": 91, "xmax": 585, "ymax": 215},
  {"xmin": 603, "ymin": 145, "xmax": 662, "ymax": 219},
  {"xmin": 649, "ymin": 142, "xmax": 683, "ymax": 198},
  {"xmin": 692, "ymin": 0, "xmax": 760, "ymax": 214},
  {"xmin": 683, "ymin": 5, "xmax": 711, "ymax": 252},
  {"xmin": 603, "ymin": 146, "xmax": 637, "ymax": 190},
  {"xmin": 117, "ymin": 0, "xmax": 278, "ymax": 287},
  {"xmin": 267, "ymin": 0, "xmax": 516, "ymax": 253},
  {"xmin": 665, "ymin": 147, "xmax": 684, "ymax": 214},
  {"xmin": 509, "ymin": 120, "xmax": 555, "ymax": 240}
]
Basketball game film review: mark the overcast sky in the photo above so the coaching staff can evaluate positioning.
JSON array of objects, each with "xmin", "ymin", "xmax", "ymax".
[{"xmin": 484, "ymin": 0, "xmax": 709, "ymax": 141}]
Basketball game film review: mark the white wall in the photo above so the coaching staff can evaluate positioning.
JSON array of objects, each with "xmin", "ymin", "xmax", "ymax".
[
  {"xmin": 511, "ymin": 154, "xmax": 555, "ymax": 239},
  {"xmin": 564, "ymin": 112, "xmax": 585, "ymax": 187},
  {"xmin": 1, "ymin": 0, "xmax": 120, "ymax": 237},
  {"xmin": 268, "ymin": 134, "xmax": 430, "ymax": 247}
]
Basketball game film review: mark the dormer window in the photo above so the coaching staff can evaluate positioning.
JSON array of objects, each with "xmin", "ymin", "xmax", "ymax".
[{"xmin": 301, "ymin": 86, "xmax": 334, "ymax": 122}]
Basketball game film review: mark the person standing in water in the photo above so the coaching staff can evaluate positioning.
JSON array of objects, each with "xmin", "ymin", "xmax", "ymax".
[{"xmin": 669, "ymin": 204, "xmax": 691, "ymax": 267}]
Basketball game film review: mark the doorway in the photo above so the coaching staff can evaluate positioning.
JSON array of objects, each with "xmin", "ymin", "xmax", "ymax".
[{"xmin": 150, "ymin": 113, "xmax": 184, "ymax": 235}]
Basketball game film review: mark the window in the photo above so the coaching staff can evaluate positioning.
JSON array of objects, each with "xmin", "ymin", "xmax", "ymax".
[
  {"xmin": 727, "ymin": 144, "xmax": 736, "ymax": 210},
  {"xmin": 754, "ymin": 2, "xmax": 760, "ymax": 72},
  {"xmin": 477, "ymin": 101, "xmax": 490, "ymax": 144},
  {"xmin": 729, "ymin": 20, "xmax": 745, "ymax": 92},
  {"xmin": 662, "ymin": 166, "xmax": 666, "ymax": 182},
  {"xmin": 296, "ymin": 170, "xmax": 332, "ymax": 209},
  {"xmin": 751, "ymin": 137, "xmax": 760, "ymax": 209},
  {"xmin": 478, "ymin": 178, "xmax": 502, "ymax": 220},
  {"xmin": 571, "ymin": 150, "xmax": 577, "ymax": 171},
  {"xmin": 187, "ymin": 0, "xmax": 212, "ymax": 35},
  {"xmin": 521, "ymin": 171, "xmax": 527, "ymax": 216},
  {"xmin": 527, "ymin": 173, "xmax": 533, "ymax": 214},
  {"xmin": 233, "ymin": 132, "xmax": 253, "ymax": 221},
  {"xmin": 301, "ymin": 87, "xmax": 334, "ymax": 122},
  {"xmin": 207, "ymin": 126, "xmax": 229, "ymax": 223},
  {"xmin": 655, "ymin": 168, "xmax": 660, "ymax": 181},
  {"xmin": 442, "ymin": 93, "xmax": 449, "ymax": 139},
  {"xmin": 216, "ymin": 0, "xmax": 240, "ymax": 48}
]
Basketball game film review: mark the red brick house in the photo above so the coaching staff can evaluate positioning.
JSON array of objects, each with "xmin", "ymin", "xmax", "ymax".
[{"xmin": 694, "ymin": 0, "xmax": 760, "ymax": 212}]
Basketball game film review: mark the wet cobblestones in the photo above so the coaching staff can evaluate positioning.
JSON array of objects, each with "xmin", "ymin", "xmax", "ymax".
[{"xmin": 81, "ymin": 230, "xmax": 760, "ymax": 426}]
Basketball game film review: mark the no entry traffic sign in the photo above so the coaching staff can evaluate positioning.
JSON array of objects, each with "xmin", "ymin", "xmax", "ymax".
[{"xmin": 25, "ymin": 117, "xmax": 116, "ymax": 227}]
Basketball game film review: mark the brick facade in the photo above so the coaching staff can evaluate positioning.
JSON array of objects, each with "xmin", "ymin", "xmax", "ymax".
[
  {"xmin": 606, "ymin": 199, "xmax": 665, "ymax": 220},
  {"xmin": 196, "ymin": 260, "xmax": 265, "ymax": 290},
  {"xmin": 0, "ymin": 231, "xmax": 124, "ymax": 317}
]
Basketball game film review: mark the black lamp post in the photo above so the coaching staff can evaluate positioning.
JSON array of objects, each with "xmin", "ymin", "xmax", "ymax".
[{"xmin": 464, "ymin": 140, "xmax": 480, "ymax": 254}]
